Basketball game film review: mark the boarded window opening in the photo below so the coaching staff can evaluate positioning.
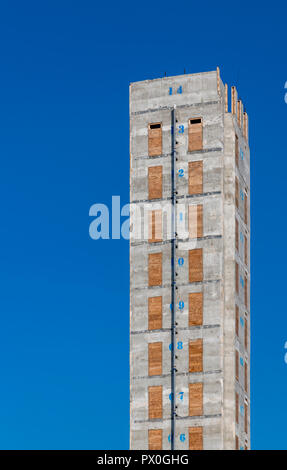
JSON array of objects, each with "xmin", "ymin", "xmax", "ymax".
[
  {"xmin": 235, "ymin": 305, "xmax": 239, "ymax": 336},
  {"xmin": 148, "ymin": 342, "xmax": 162, "ymax": 376},
  {"xmin": 148, "ymin": 166, "xmax": 162, "ymax": 200},
  {"xmin": 148, "ymin": 253, "xmax": 162, "ymax": 287},
  {"xmin": 235, "ymin": 350, "xmax": 239, "ymax": 381},
  {"xmin": 148, "ymin": 386, "xmax": 162, "ymax": 420},
  {"xmin": 148, "ymin": 429, "xmax": 162, "ymax": 450},
  {"xmin": 245, "ymin": 404, "xmax": 248, "ymax": 434},
  {"xmin": 189, "ymin": 292, "xmax": 203, "ymax": 326},
  {"xmin": 244, "ymin": 319, "xmax": 248, "ymax": 350},
  {"xmin": 189, "ymin": 427, "xmax": 203, "ymax": 450},
  {"xmin": 148, "ymin": 296, "xmax": 162, "ymax": 330},
  {"xmin": 244, "ymin": 276, "xmax": 248, "ymax": 308},
  {"xmin": 235, "ymin": 135, "xmax": 239, "ymax": 167},
  {"xmin": 189, "ymin": 204, "xmax": 203, "ymax": 238},
  {"xmin": 244, "ymin": 191, "xmax": 248, "ymax": 225},
  {"xmin": 189, "ymin": 249, "xmax": 203, "ymax": 283},
  {"xmin": 235, "ymin": 219, "xmax": 239, "ymax": 252},
  {"xmin": 148, "ymin": 123, "xmax": 162, "ymax": 156},
  {"xmin": 235, "ymin": 436, "xmax": 239, "ymax": 450},
  {"xmin": 236, "ymin": 392, "xmax": 239, "ymax": 424},
  {"xmin": 235, "ymin": 262, "xmax": 239, "ymax": 294},
  {"xmin": 149, "ymin": 210, "xmax": 162, "ymax": 243},
  {"xmin": 189, "ymin": 339, "xmax": 203, "ymax": 373},
  {"xmin": 244, "ymin": 235, "xmax": 248, "ymax": 266},
  {"xmin": 189, "ymin": 382, "xmax": 203, "ymax": 416},
  {"xmin": 188, "ymin": 161, "xmax": 203, "ymax": 195},
  {"xmin": 188, "ymin": 118, "xmax": 203, "ymax": 152},
  {"xmin": 244, "ymin": 362, "xmax": 248, "ymax": 393},
  {"xmin": 235, "ymin": 177, "xmax": 239, "ymax": 209}
]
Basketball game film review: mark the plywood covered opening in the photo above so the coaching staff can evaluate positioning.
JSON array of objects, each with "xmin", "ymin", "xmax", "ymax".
[
  {"xmin": 148, "ymin": 342, "xmax": 162, "ymax": 376},
  {"xmin": 189, "ymin": 339, "xmax": 203, "ymax": 373},
  {"xmin": 148, "ymin": 252, "xmax": 162, "ymax": 287},
  {"xmin": 148, "ymin": 166, "xmax": 162, "ymax": 200},
  {"xmin": 188, "ymin": 118, "xmax": 203, "ymax": 152},
  {"xmin": 188, "ymin": 161, "xmax": 203, "ymax": 195},
  {"xmin": 189, "ymin": 382, "xmax": 203, "ymax": 416},
  {"xmin": 148, "ymin": 386, "xmax": 162, "ymax": 419},
  {"xmin": 148, "ymin": 122, "xmax": 162, "ymax": 157},
  {"xmin": 148, "ymin": 429, "xmax": 162, "ymax": 450},
  {"xmin": 189, "ymin": 427, "xmax": 203, "ymax": 450},
  {"xmin": 189, "ymin": 249, "xmax": 203, "ymax": 283},
  {"xmin": 189, "ymin": 292, "xmax": 203, "ymax": 326},
  {"xmin": 148, "ymin": 296, "xmax": 162, "ymax": 330}
]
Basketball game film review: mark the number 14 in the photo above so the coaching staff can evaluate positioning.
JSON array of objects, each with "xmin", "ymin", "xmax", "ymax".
[{"xmin": 169, "ymin": 86, "xmax": 182, "ymax": 95}]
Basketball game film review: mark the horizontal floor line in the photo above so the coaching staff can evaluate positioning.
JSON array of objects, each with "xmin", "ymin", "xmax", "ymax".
[
  {"xmin": 133, "ymin": 147, "xmax": 223, "ymax": 161},
  {"xmin": 131, "ymin": 190, "xmax": 221, "ymax": 204},
  {"xmin": 131, "ymin": 279, "xmax": 221, "ymax": 292},
  {"xmin": 131, "ymin": 234, "xmax": 222, "ymax": 247},
  {"xmin": 132, "ymin": 369, "xmax": 223, "ymax": 380},
  {"xmin": 131, "ymin": 100, "xmax": 220, "ymax": 116},
  {"xmin": 131, "ymin": 324, "xmax": 221, "ymax": 335},
  {"xmin": 134, "ymin": 413, "xmax": 222, "ymax": 424}
]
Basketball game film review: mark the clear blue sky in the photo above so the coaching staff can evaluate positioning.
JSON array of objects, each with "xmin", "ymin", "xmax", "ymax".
[{"xmin": 0, "ymin": 0, "xmax": 286, "ymax": 450}]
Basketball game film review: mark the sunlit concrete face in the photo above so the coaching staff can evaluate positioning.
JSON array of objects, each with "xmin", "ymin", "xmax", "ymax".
[{"xmin": 130, "ymin": 70, "xmax": 250, "ymax": 450}]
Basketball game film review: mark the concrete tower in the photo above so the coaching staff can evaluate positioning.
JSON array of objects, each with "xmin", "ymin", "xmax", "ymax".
[{"xmin": 129, "ymin": 69, "xmax": 250, "ymax": 450}]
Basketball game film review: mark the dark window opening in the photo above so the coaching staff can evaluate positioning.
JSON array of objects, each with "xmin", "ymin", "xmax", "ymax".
[
  {"xmin": 189, "ymin": 118, "xmax": 202, "ymax": 125},
  {"xmin": 150, "ymin": 123, "xmax": 161, "ymax": 129}
]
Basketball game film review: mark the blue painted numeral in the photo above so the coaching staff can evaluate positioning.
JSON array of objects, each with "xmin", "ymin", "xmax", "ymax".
[
  {"xmin": 169, "ymin": 86, "xmax": 182, "ymax": 95},
  {"xmin": 170, "ymin": 341, "xmax": 184, "ymax": 350}
]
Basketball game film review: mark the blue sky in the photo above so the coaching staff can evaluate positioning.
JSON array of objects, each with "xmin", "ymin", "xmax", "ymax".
[{"xmin": 0, "ymin": 0, "xmax": 286, "ymax": 450}]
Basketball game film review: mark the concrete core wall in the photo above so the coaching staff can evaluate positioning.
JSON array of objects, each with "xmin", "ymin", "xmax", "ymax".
[{"xmin": 130, "ymin": 70, "xmax": 250, "ymax": 450}]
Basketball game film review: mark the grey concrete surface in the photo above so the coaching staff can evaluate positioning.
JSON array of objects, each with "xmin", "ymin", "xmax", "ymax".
[{"xmin": 130, "ymin": 70, "xmax": 250, "ymax": 450}]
